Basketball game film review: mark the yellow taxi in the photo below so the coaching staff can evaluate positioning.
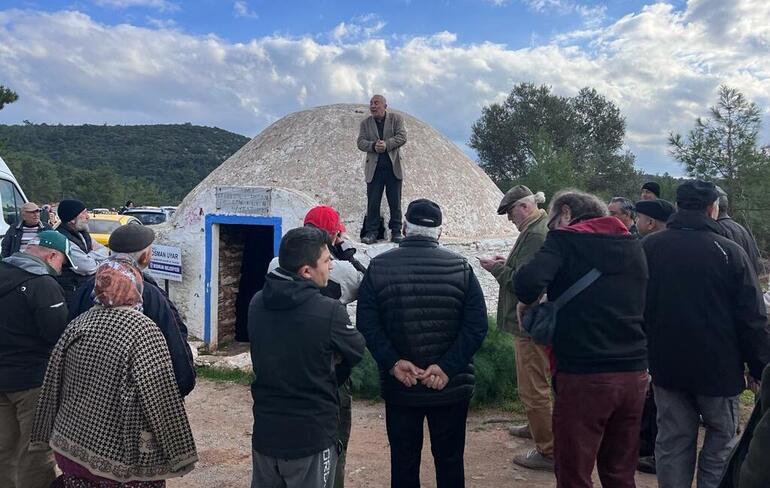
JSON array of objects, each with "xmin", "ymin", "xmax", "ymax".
[{"xmin": 87, "ymin": 214, "xmax": 143, "ymax": 246}]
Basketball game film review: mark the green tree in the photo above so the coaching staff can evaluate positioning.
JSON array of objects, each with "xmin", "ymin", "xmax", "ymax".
[
  {"xmin": 470, "ymin": 83, "xmax": 639, "ymax": 198},
  {"xmin": 669, "ymin": 85, "xmax": 770, "ymax": 252},
  {"xmin": 0, "ymin": 85, "xmax": 18, "ymax": 110},
  {"xmin": 669, "ymin": 85, "xmax": 766, "ymax": 205}
]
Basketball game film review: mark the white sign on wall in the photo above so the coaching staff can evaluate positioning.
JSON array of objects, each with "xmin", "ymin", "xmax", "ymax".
[
  {"xmin": 215, "ymin": 186, "xmax": 271, "ymax": 215},
  {"xmin": 148, "ymin": 244, "xmax": 183, "ymax": 282}
]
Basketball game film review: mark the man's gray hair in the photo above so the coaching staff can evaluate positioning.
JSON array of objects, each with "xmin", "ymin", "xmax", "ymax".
[
  {"xmin": 404, "ymin": 220, "xmax": 441, "ymax": 239},
  {"xmin": 372, "ymin": 94, "xmax": 387, "ymax": 104},
  {"xmin": 110, "ymin": 248, "xmax": 151, "ymax": 269},
  {"xmin": 609, "ymin": 197, "xmax": 637, "ymax": 220}
]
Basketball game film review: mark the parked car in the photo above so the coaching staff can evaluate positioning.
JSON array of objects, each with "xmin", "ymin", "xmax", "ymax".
[
  {"xmin": 88, "ymin": 214, "xmax": 143, "ymax": 246},
  {"xmin": 123, "ymin": 207, "xmax": 167, "ymax": 226},
  {"xmin": 0, "ymin": 155, "xmax": 28, "ymax": 240},
  {"xmin": 160, "ymin": 206, "xmax": 177, "ymax": 219}
]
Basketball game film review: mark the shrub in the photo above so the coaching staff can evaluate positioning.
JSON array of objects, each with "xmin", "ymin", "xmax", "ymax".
[
  {"xmin": 350, "ymin": 316, "xmax": 519, "ymax": 408},
  {"xmin": 350, "ymin": 349, "xmax": 381, "ymax": 399},
  {"xmin": 469, "ymin": 317, "xmax": 518, "ymax": 408}
]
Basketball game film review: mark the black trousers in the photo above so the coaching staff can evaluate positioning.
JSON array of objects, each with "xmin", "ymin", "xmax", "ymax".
[
  {"xmin": 365, "ymin": 161, "xmax": 402, "ymax": 234},
  {"xmin": 385, "ymin": 400, "xmax": 469, "ymax": 488}
]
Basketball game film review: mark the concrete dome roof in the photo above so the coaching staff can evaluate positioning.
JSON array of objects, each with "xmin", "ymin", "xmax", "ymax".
[{"xmin": 177, "ymin": 104, "xmax": 512, "ymax": 240}]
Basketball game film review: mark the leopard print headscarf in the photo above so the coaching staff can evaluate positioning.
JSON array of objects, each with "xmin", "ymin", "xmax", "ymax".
[{"xmin": 93, "ymin": 257, "xmax": 143, "ymax": 310}]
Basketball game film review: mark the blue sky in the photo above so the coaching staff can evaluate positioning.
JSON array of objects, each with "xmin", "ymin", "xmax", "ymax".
[{"xmin": 1, "ymin": 0, "xmax": 768, "ymax": 175}]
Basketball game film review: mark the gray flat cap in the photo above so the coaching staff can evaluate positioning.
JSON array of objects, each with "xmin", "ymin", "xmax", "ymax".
[{"xmin": 497, "ymin": 185, "xmax": 534, "ymax": 215}]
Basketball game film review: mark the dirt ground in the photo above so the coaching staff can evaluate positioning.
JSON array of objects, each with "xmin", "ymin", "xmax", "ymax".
[{"xmin": 168, "ymin": 379, "xmax": 662, "ymax": 488}]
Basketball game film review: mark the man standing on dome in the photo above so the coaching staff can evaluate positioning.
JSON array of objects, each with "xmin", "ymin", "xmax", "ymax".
[{"xmin": 357, "ymin": 94, "xmax": 408, "ymax": 245}]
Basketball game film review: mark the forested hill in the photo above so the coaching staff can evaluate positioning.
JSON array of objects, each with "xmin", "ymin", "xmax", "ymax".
[{"xmin": 0, "ymin": 123, "xmax": 250, "ymax": 207}]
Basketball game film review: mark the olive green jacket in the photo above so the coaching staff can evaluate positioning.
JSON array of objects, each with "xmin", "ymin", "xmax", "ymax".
[{"xmin": 490, "ymin": 210, "xmax": 548, "ymax": 336}]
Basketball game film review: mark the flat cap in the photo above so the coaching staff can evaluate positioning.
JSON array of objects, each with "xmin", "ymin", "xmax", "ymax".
[
  {"xmin": 405, "ymin": 199, "xmax": 442, "ymax": 227},
  {"xmin": 21, "ymin": 202, "xmax": 40, "ymax": 212},
  {"xmin": 635, "ymin": 199, "xmax": 676, "ymax": 222},
  {"xmin": 108, "ymin": 224, "xmax": 155, "ymax": 253},
  {"xmin": 497, "ymin": 185, "xmax": 533, "ymax": 215},
  {"xmin": 676, "ymin": 180, "xmax": 719, "ymax": 210}
]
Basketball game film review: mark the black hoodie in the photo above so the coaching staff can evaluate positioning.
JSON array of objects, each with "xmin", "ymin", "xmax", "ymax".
[
  {"xmin": 515, "ymin": 217, "xmax": 649, "ymax": 374},
  {"xmin": 248, "ymin": 268, "xmax": 366, "ymax": 459}
]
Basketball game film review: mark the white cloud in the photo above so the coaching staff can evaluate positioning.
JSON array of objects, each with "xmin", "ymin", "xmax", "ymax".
[
  {"xmin": 0, "ymin": 3, "xmax": 769, "ymax": 175},
  {"xmin": 329, "ymin": 14, "xmax": 386, "ymax": 42},
  {"xmin": 93, "ymin": 0, "xmax": 179, "ymax": 12},
  {"xmin": 233, "ymin": 1, "xmax": 258, "ymax": 19},
  {"xmin": 145, "ymin": 17, "xmax": 177, "ymax": 29}
]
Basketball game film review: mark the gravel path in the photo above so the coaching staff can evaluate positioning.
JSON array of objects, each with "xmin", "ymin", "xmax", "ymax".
[{"xmin": 168, "ymin": 379, "xmax": 661, "ymax": 487}]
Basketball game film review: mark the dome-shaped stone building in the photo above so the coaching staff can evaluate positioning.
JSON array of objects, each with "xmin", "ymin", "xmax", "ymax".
[{"xmin": 158, "ymin": 104, "xmax": 515, "ymax": 348}]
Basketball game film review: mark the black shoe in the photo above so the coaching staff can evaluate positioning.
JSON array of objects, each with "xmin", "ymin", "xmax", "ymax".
[
  {"xmin": 637, "ymin": 455, "xmax": 656, "ymax": 474},
  {"xmin": 390, "ymin": 232, "xmax": 403, "ymax": 243},
  {"xmin": 361, "ymin": 233, "xmax": 377, "ymax": 245}
]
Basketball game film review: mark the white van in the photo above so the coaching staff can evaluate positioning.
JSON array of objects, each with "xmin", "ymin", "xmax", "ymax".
[{"xmin": 0, "ymin": 154, "xmax": 28, "ymax": 239}]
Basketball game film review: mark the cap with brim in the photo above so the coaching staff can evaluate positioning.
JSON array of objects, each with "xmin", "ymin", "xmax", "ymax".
[
  {"xmin": 21, "ymin": 202, "xmax": 40, "ymax": 212},
  {"xmin": 108, "ymin": 224, "xmax": 156, "ymax": 253},
  {"xmin": 35, "ymin": 230, "xmax": 77, "ymax": 269},
  {"xmin": 497, "ymin": 185, "xmax": 534, "ymax": 215},
  {"xmin": 304, "ymin": 206, "xmax": 346, "ymax": 235},
  {"xmin": 635, "ymin": 199, "xmax": 676, "ymax": 222},
  {"xmin": 406, "ymin": 199, "xmax": 442, "ymax": 227}
]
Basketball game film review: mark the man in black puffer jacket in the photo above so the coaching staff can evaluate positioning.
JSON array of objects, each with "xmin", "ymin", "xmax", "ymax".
[{"xmin": 357, "ymin": 199, "xmax": 488, "ymax": 488}]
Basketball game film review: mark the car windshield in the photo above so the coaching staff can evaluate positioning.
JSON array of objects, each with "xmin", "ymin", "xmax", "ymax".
[
  {"xmin": 88, "ymin": 220, "xmax": 122, "ymax": 234},
  {"xmin": 127, "ymin": 212, "xmax": 166, "ymax": 225}
]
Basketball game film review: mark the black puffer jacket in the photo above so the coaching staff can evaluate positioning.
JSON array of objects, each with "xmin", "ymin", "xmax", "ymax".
[
  {"xmin": 356, "ymin": 236, "xmax": 488, "ymax": 406},
  {"xmin": 644, "ymin": 210, "xmax": 770, "ymax": 396}
]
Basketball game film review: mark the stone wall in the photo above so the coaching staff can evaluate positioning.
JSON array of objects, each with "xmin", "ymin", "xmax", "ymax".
[{"xmin": 217, "ymin": 227, "xmax": 245, "ymax": 344}]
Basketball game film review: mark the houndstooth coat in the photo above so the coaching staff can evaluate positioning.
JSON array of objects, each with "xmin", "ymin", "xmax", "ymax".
[{"xmin": 30, "ymin": 306, "xmax": 198, "ymax": 482}]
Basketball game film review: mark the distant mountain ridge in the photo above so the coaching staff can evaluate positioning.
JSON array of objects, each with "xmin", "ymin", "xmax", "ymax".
[{"xmin": 0, "ymin": 123, "xmax": 250, "ymax": 207}]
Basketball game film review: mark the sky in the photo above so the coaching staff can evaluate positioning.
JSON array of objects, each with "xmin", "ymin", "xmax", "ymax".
[{"xmin": 1, "ymin": 0, "xmax": 769, "ymax": 175}]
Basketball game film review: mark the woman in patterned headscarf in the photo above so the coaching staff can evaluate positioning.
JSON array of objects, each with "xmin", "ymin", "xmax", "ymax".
[{"xmin": 30, "ymin": 257, "xmax": 197, "ymax": 487}]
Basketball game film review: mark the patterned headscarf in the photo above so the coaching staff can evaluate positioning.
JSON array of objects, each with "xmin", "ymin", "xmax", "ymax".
[{"xmin": 93, "ymin": 257, "xmax": 144, "ymax": 310}]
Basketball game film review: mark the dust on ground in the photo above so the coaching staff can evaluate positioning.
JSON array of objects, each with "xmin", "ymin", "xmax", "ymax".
[{"xmin": 169, "ymin": 378, "xmax": 663, "ymax": 488}]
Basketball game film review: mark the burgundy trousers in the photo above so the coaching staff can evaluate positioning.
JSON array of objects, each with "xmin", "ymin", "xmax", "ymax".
[{"xmin": 553, "ymin": 371, "xmax": 648, "ymax": 488}]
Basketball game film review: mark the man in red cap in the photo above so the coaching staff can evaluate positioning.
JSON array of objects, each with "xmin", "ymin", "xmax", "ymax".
[{"xmin": 267, "ymin": 205, "xmax": 366, "ymax": 488}]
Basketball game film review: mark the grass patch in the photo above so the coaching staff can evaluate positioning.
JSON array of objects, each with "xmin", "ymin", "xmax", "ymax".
[
  {"xmin": 196, "ymin": 366, "xmax": 254, "ymax": 385},
  {"xmin": 197, "ymin": 316, "xmax": 523, "ymax": 410}
]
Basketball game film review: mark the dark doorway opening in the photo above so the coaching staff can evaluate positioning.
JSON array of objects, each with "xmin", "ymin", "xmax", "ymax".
[{"xmin": 217, "ymin": 224, "xmax": 274, "ymax": 344}]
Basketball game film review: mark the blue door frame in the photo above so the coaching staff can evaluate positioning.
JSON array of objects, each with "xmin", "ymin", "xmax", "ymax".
[{"xmin": 204, "ymin": 214, "xmax": 282, "ymax": 345}]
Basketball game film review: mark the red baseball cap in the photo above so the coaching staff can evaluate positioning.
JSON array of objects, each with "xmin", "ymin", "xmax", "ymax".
[{"xmin": 304, "ymin": 206, "xmax": 346, "ymax": 235}]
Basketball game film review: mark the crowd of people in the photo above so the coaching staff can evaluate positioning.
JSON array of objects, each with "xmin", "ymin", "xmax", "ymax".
[
  {"xmin": 1, "ymin": 198, "xmax": 196, "ymax": 487},
  {"xmin": 1, "ymin": 94, "xmax": 770, "ymax": 488}
]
